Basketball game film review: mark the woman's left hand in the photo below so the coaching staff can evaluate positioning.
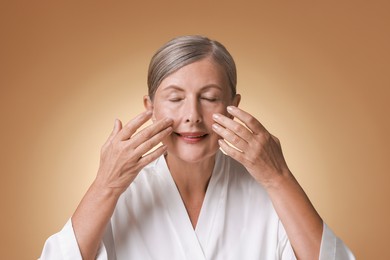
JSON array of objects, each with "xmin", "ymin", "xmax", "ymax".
[
  {"xmin": 213, "ymin": 106, "xmax": 324, "ymax": 259},
  {"xmin": 212, "ymin": 106, "xmax": 290, "ymax": 188}
]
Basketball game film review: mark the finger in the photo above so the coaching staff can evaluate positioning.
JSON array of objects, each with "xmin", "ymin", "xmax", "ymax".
[
  {"xmin": 133, "ymin": 125, "xmax": 173, "ymax": 156},
  {"xmin": 130, "ymin": 118, "xmax": 173, "ymax": 148},
  {"xmin": 226, "ymin": 106, "xmax": 266, "ymax": 135},
  {"xmin": 107, "ymin": 119, "xmax": 122, "ymax": 143},
  {"xmin": 212, "ymin": 123, "xmax": 247, "ymax": 151},
  {"xmin": 102, "ymin": 119, "xmax": 122, "ymax": 150},
  {"xmin": 218, "ymin": 139, "xmax": 245, "ymax": 163},
  {"xmin": 115, "ymin": 110, "xmax": 153, "ymax": 141},
  {"xmin": 136, "ymin": 144, "xmax": 168, "ymax": 170},
  {"xmin": 213, "ymin": 113, "xmax": 253, "ymax": 143}
]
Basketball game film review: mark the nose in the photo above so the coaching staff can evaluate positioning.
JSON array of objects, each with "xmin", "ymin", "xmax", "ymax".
[{"xmin": 184, "ymin": 97, "xmax": 202, "ymax": 124}]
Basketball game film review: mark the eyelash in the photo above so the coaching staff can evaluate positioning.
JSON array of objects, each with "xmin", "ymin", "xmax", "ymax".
[
  {"xmin": 168, "ymin": 97, "xmax": 219, "ymax": 102},
  {"xmin": 201, "ymin": 97, "xmax": 218, "ymax": 102},
  {"xmin": 169, "ymin": 98, "xmax": 183, "ymax": 102}
]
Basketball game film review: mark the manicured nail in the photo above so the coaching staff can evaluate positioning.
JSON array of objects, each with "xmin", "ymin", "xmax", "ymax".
[
  {"xmin": 227, "ymin": 106, "xmax": 234, "ymax": 112},
  {"xmin": 212, "ymin": 123, "xmax": 219, "ymax": 130},
  {"xmin": 213, "ymin": 113, "xmax": 219, "ymax": 120}
]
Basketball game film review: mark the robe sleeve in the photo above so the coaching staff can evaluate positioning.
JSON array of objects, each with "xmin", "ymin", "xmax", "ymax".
[
  {"xmin": 39, "ymin": 219, "xmax": 111, "ymax": 260},
  {"xmin": 319, "ymin": 222, "xmax": 355, "ymax": 260},
  {"xmin": 277, "ymin": 221, "xmax": 355, "ymax": 260}
]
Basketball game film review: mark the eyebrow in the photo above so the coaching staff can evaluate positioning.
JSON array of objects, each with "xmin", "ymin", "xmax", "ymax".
[{"xmin": 161, "ymin": 84, "xmax": 223, "ymax": 92}]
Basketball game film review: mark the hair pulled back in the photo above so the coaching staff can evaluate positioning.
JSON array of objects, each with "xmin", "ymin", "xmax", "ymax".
[{"xmin": 147, "ymin": 35, "xmax": 237, "ymax": 100}]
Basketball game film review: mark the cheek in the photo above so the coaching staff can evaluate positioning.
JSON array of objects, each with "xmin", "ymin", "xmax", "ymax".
[
  {"xmin": 204, "ymin": 103, "xmax": 228, "ymax": 116},
  {"xmin": 153, "ymin": 101, "xmax": 173, "ymax": 118},
  {"xmin": 153, "ymin": 104, "xmax": 180, "ymax": 125},
  {"xmin": 203, "ymin": 104, "xmax": 227, "ymax": 125}
]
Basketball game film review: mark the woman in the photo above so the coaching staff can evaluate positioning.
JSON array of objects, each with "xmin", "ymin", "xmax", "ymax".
[{"xmin": 40, "ymin": 35, "xmax": 355, "ymax": 259}]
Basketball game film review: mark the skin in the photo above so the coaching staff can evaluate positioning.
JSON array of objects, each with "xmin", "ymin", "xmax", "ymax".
[
  {"xmin": 144, "ymin": 57, "xmax": 240, "ymax": 228},
  {"xmin": 72, "ymin": 57, "xmax": 323, "ymax": 260},
  {"xmin": 72, "ymin": 112, "xmax": 173, "ymax": 260},
  {"xmin": 213, "ymin": 106, "xmax": 323, "ymax": 259}
]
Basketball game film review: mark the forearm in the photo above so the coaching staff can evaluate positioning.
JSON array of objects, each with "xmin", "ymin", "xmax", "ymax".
[
  {"xmin": 72, "ymin": 181, "xmax": 120, "ymax": 260},
  {"xmin": 212, "ymin": 107, "xmax": 324, "ymax": 258},
  {"xmin": 265, "ymin": 171, "xmax": 323, "ymax": 260}
]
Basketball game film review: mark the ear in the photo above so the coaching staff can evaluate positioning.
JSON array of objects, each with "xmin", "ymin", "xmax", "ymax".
[
  {"xmin": 143, "ymin": 95, "xmax": 155, "ymax": 121},
  {"xmin": 143, "ymin": 95, "xmax": 153, "ymax": 110},
  {"xmin": 227, "ymin": 94, "xmax": 241, "ymax": 119},
  {"xmin": 232, "ymin": 94, "xmax": 241, "ymax": 107}
]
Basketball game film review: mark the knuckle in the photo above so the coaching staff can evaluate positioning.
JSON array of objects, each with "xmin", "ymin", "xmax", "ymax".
[
  {"xmin": 101, "ymin": 140, "xmax": 113, "ymax": 153},
  {"xmin": 144, "ymin": 140, "xmax": 155, "ymax": 151},
  {"xmin": 232, "ymin": 123, "xmax": 242, "ymax": 133},
  {"xmin": 231, "ymin": 134, "xmax": 241, "ymax": 144},
  {"xmin": 109, "ymin": 139, "xmax": 115, "ymax": 146},
  {"xmin": 139, "ymin": 128, "xmax": 152, "ymax": 139},
  {"xmin": 258, "ymin": 131, "xmax": 270, "ymax": 143},
  {"xmin": 124, "ymin": 122, "xmax": 134, "ymax": 132},
  {"xmin": 248, "ymin": 117, "xmax": 258, "ymax": 126}
]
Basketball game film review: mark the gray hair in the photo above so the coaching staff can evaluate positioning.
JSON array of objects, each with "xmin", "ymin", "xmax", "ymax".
[{"xmin": 147, "ymin": 35, "xmax": 237, "ymax": 100}]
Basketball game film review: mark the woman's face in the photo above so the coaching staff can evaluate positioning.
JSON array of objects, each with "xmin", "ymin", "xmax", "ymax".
[{"xmin": 145, "ymin": 57, "xmax": 240, "ymax": 163}]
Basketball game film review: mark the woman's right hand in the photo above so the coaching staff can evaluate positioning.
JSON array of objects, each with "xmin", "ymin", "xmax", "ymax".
[
  {"xmin": 94, "ymin": 110, "xmax": 173, "ymax": 196},
  {"xmin": 71, "ymin": 110, "xmax": 172, "ymax": 260}
]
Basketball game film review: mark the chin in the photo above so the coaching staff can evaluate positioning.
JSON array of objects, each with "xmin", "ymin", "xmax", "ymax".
[{"xmin": 166, "ymin": 145, "xmax": 220, "ymax": 164}]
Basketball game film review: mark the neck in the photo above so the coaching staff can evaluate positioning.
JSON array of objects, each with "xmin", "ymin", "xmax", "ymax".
[
  {"xmin": 165, "ymin": 152, "xmax": 217, "ymax": 229},
  {"xmin": 165, "ymin": 153, "xmax": 216, "ymax": 195}
]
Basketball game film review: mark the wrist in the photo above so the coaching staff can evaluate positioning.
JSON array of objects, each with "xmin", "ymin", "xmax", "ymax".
[
  {"xmin": 260, "ymin": 169, "xmax": 295, "ymax": 191},
  {"xmin": 90, "ymin": 179, "xmax": 123, "ymax": 202}
]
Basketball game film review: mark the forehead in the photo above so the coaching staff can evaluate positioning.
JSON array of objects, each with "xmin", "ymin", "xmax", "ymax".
[{"xmin": 156, "ymin": 57, "xmax": 229, "ymax": 93}]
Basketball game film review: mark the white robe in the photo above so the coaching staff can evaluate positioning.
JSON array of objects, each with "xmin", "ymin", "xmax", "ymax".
[{"xmin": 40, "ymin": 150, "xmax": 355, "ymax": 259}]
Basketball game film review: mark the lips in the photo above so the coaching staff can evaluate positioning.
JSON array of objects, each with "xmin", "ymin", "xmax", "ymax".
[{"xmin": 175, "ymin": 132, "xmax": 208, "ymax": 143}]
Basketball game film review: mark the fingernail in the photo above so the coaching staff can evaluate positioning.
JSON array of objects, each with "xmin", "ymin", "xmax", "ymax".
[
  {"xmin": 212, "ymin": 123, "xmax": 219, "ymax": 130},
  {"xmin": 213, "ymin": 113, "xmax": 219, "ymax": 120},
  {"xmin": 227, "ymin": 106, "xmax": 234, "ymax": 112}
]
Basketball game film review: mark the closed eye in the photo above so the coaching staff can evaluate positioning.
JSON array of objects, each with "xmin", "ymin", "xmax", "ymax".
[
  {"xmin": 201, "ymin": 97, "xmax": 218, "ymax": 102},
  {"xmin": 169, "ymin": 98, "xmax": 183, "ymax": 102}
]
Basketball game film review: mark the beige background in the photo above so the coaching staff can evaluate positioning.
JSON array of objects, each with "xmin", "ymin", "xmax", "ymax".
[{"xmin": 1, "ymin": 1, "xmax": 389, "ymax": 259}]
